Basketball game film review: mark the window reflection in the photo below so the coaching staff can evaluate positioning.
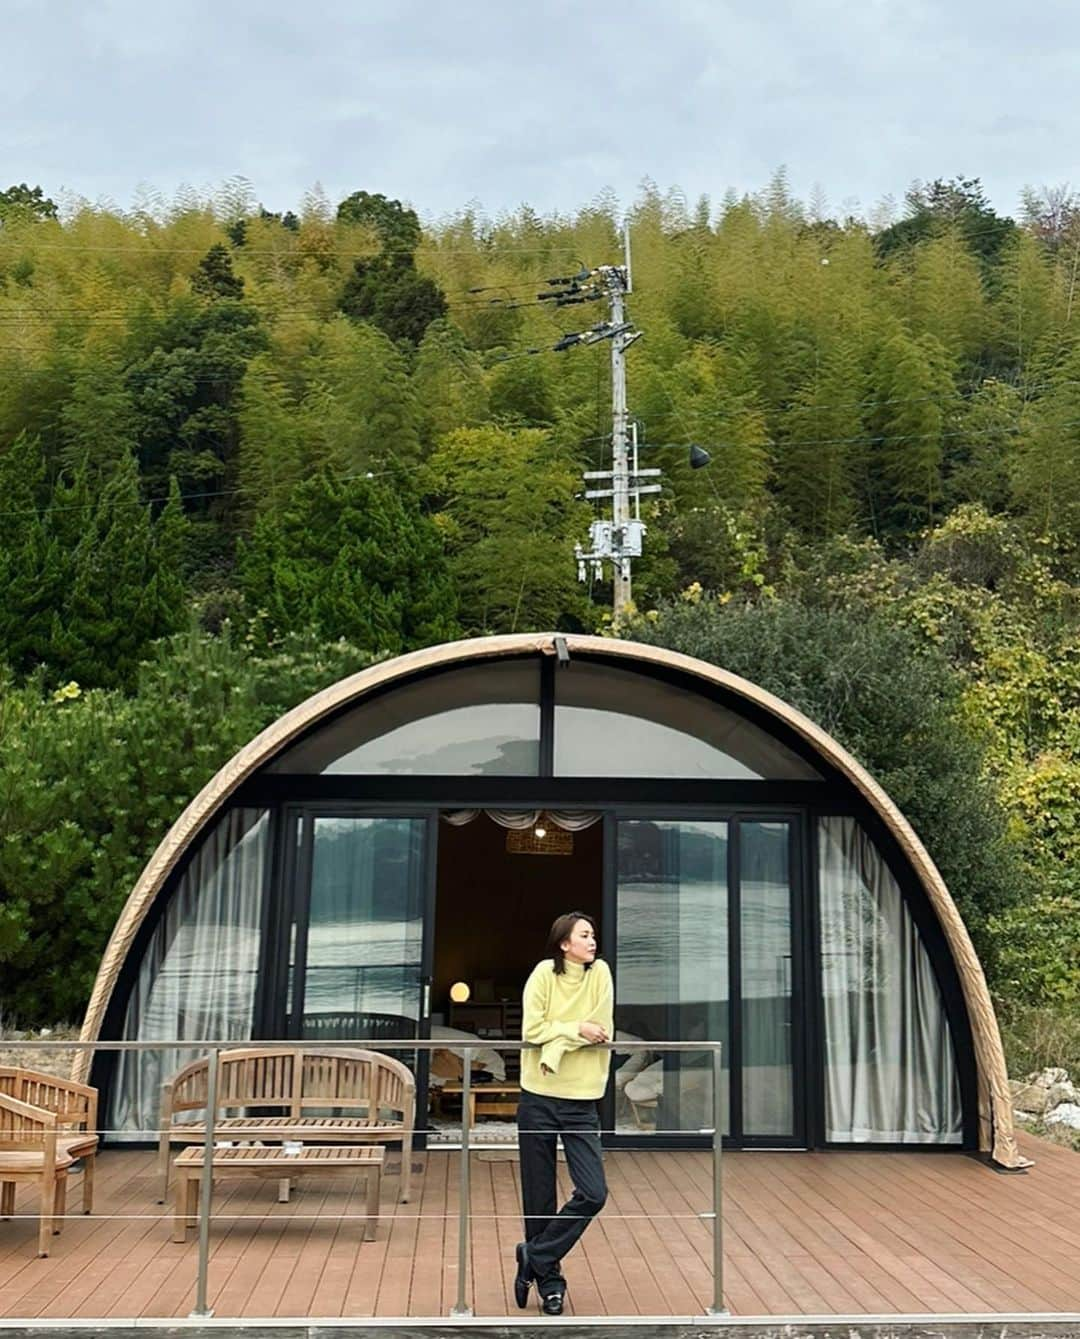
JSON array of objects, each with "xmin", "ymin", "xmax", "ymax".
[
  {"xmin": 270, "ymin": 660, "xmax": 541, "ymax": 775},
  {"xmin": 740, "ymin": 821, "xmax": 794, "ymax": 1136},
  {"xmin": 555, "ymin": 662, "xmax": 820, "ymax": 779},
  {"xmin": 615, "ymin": 820, "xmax": 729, "ymax": 1135}
]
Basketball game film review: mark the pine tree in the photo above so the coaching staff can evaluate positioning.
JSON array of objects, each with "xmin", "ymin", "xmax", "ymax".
[
  {"xmin": 47, "ymin": 454, "xmax": 188, "ymax": 688},
  {"xmin": 191, "ymin": 243, "xmax": 246, "ymax": 301},
  {"xmin": 0, "ymin": 434, "xmax": 67, "ymax": 674},
  {"xmin": 237, "ymin": 469, "xmax": 459, "ymax": 653}
]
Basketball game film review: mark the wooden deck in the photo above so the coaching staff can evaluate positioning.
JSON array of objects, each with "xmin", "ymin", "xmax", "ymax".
[{"xmin": 0, "ymin": 1132, "xmax": 1078, "ymax": 1321}]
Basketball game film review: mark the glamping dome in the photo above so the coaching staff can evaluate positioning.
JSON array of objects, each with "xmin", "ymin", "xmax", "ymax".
[{"xmin": 75, "ymin": 634, "xmax": 1021, "ymax": 1167}]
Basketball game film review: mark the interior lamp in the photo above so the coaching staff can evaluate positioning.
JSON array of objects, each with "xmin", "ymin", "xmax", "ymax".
[
  {"xmin": 450, "ymin": 981, "xmax": 471, "ymax": 1004},
  {"xmin": 534, "ymin": 821, "xmax": 548, "ymax": 839}
]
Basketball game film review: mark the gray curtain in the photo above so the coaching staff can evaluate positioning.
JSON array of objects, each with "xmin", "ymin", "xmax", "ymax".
[
  {"xmin": 442, "ymin": 809, "xmax": 601, "ymax": 831},
  {"xmin": 108, "ymin": 808, "xmax": 269, "ymax": 1140},
  {"xmin": 819, "ymin": 816, "xmax": 962, "ymax": 1143}
]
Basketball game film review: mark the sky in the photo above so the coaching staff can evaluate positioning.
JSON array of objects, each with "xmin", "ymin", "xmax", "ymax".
[{"xmin": 4, "ymin": 0, "xmax": 1078, "ymax": 225}]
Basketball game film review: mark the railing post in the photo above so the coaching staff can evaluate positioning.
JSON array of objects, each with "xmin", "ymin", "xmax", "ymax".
[
  {"xmin": 707, "ymin": 1043, "xmax": 727, "ymax": 1316},
  {"xmin": 450, "ymin": 1045, "xmax": 472, "ymax": 1318},
  {"xmin": 190, "ymin": 1045, "xmax": 219, "ymax": 1319}
]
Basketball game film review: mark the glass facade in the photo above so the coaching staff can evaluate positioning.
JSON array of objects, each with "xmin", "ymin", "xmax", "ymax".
[
  {"xmin": 269, "ymin": 660, "xmax": 542, "ymax": 775},
  {"xmin": 615, "ymin": 820, "xmax": 730, "ymax": 1135},
  {"xmin": 740, "ymin": 821, "xmax": 794, "ymax": 1137},
  {"xmin": 555, "ymin": 662, "xmax": 821, "ymax": 779},
  {"xmin": 101, "ymin": 653, "xmax": 970, "ymax": 1152},
  {"xmin": 292, "ymin": 816, "xmax": 427, "ymax": 1041}
]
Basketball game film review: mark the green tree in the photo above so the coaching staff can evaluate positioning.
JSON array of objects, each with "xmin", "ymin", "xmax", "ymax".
[
  {"xmin": 1011, "ymin": 341, "xmax": 1080, "ymax": 542},
  {"xmin": 865, "ymin": 330, "xmax": 954, "ymax": 534},
  {"xmin": 876, "ymin": 177, "xmax": 1017, "ymax": 275},
  {"xmin": 47, "ymin": 458, "xmax": 188, "ymax": 689},
  {"xmin": 0, "ymin": 433, "xmax": 66, "ymax": 675},
  {"xmin": 126, "ymin": 291, "xmax": 266, "ymax": 570},
  {"xmin": 238, "ymin": 468, "xmax": 459, "ymax": 653},
  {"xmin": 0, "ymin": 183, "xmax": 58, "ymax": 223},
  {"xmin": 336, "ymin": 191, "xmax": 422, "ymax": 252},
  {"xmin": 412, "ymin": 319, "xmax": 489, "ymax": 445},
  {"xmin": 0, "ymin": 627, "xmax": 376, "ymax": 1021},
  {"xmin": 428, "ymin": 425, "xmax": 592, "ymax": 632},
  {"xmin": 338, "ymin": 254, "xmax": 447, "ymax": 346},
  {"xmin": 191, "ymin": 242, "xmax": 246, "ymax": 301},
  {"xmin": 777, "ymin": 339, "xmax": 865, "ymax": 537},
  {"xmin": 487, "ymin": 355, "xmax": 554, "ymax": 426},
  {"xmin": 623, "ymin": 594, "xmax": 1025, "ymax": 968},
  {"xmin": 59, "ymin": 361, "xmax": 140, "ymax": 480}
]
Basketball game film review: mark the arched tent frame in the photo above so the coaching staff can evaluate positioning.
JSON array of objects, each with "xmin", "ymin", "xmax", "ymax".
[{"xmin": 75, "ymin": 632, "xmax": 1024, "ymax": 1168}]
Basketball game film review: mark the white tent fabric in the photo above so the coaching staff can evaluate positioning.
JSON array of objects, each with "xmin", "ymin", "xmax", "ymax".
[
  {"xmin": 108, "ymin": 808, "xmax": 268, "ymax": 1139},
  {"xmin": 819, "ymin": 816, "xmax": 962, "ymax": 1143}
]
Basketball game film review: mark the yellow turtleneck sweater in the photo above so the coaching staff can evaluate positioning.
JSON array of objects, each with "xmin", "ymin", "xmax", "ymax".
[{"xmin": 520, "ymin": 957, "xmax": 614, "ymax": 1100}]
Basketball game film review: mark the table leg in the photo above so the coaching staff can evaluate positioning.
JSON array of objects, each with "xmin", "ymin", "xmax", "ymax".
[
  {"xmin": 173, "ymin": 1174, "xmax": 188, "ymax": 1243},
  {"xmin": 365, "ymin": 1163, "xmax": 380, "ymax": 1242},
  {"xmin": 186, "ymin": 1172, "xmax": 200, "ymax": 1229}
]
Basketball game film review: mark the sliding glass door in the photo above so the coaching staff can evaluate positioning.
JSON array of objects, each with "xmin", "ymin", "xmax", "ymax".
[
  {"xmin": 263, "ymin": 809, "xmax": 434, "ymax": 1127},
  {"xmin": 289, "ymin": 814, "xmax": 429, "ymax": 1042},
  {"xmin": 612, "ymin": 815, "xmax": 803, "ymax": 1146}
]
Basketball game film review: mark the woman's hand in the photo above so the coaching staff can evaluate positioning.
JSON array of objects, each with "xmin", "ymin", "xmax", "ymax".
[{"xmin": 578, "ymin": 1021, "xmax": 609, "ymax": 1044}]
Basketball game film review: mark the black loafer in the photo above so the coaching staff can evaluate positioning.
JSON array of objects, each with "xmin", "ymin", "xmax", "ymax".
[
  {"xmin": 514, "ymin": 1242, "xmax": 533, "ymax": 1309},
  {"xmin": 541, "ymin": 1287, "xmax": 565, "ymax": 1316}
]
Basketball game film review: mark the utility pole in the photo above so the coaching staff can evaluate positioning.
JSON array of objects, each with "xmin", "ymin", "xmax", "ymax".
[
  {"xmin": 573, "ymin": 224, "xmax": 654, "ymax": 617},
  {"xmin": 532, "ymin": 226, "xmax": 702, "ymax": 616},
  {"xmin": 609, "ymin": 223, "xmax": 632, "ymax": 613}
]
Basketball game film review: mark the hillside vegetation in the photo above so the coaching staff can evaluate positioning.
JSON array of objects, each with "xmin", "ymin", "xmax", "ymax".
[{"xmin": 0, "ymin": 175, "xmax": 1077, "ymax": 1029}]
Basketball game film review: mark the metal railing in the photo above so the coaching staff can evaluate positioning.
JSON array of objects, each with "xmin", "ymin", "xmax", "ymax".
[{"xmin": 2, "ymin": 1037, "xmax": 726, "ymax": 1321}]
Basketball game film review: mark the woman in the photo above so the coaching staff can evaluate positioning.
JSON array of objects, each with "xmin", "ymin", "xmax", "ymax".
[{"xmin": 514, "ymin": 911, "xmax": 613, "ymax": 1316}]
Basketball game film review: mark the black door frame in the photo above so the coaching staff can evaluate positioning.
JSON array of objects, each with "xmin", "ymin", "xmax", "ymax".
[
  {"xmin": 600, "ymin": 808, "xmax": 808, "ymax": 1151},
  {"xmin": 256, "ymin": 803, "xmax": 439, "ymax": 1130},
  {"xmin": 255, "ymin": 797, "xmax": 809, "ymax": 1152}
]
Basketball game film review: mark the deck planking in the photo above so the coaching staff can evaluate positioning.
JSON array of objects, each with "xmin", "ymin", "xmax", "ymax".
[{"xmin": 0, "ymin": 1133, "xmax": 1077, "ymax": 1320}]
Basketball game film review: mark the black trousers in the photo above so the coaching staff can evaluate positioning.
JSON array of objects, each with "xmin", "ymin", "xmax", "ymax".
[{"xmin": 518, "ymin": 1088, "xmax": 607, "ymax": 1286}]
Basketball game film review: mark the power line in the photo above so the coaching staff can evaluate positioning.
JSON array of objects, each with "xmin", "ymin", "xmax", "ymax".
[{"xmin": 0, "ymin": 459, "xmax": 432, "ymax": 522}]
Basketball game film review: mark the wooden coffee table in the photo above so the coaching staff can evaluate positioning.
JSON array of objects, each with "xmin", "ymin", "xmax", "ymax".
[
  {"xmin": 439, "ymin": 1082, "xmax": 521, "ymax": 1122},
  {"xmin": 172, "ymin": 1144, "xmax": 383, "ymax": 1242}
]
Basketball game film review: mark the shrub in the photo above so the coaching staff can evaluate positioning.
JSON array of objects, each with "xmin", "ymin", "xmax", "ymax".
[
  {"xmin": 0, "ymin": 625, "xmax": 374, "ymax": 1022},
  {"xmin": 622, "ymin": 594, "xmax": 1027, "ymax": 973}
]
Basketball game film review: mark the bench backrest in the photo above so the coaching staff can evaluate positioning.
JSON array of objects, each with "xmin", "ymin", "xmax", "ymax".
[
  {"xmin": 0, "ymin": 1066, "xmax": 97, "ymax": 1134},
  {"xmin": 166, "ymin": 1047, "xmax": 415, "ymax": 1122},
  {"xmin": 0, "ymin": 1090, "xmax": 58, "ymax": 1157}
]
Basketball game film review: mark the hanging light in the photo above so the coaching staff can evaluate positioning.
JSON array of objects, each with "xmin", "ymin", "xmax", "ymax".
[
  {"xmin": 450, "ymin": 981, "xmax": 471, "ymax": 1004},
  {"xmin": 534, "ymin": 821, "xmax": 548, "ymax": 839}
]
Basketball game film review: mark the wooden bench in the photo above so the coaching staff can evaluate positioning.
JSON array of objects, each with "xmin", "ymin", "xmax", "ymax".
[
  {"xmin": 172, "ymin": 1145, "xmax": 383, "ymax": 1243},
  {"xmin": 158, "ymin": 1048, "xmax": 414, "ymax": 1205},
  {"xmin": 0, "ymin": 1068, "xmax": 99, "ymax": 1256}
]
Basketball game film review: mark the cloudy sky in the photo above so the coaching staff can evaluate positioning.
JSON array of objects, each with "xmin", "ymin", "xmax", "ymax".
[{"xmin": 4, "ymin": 0, "xmax": 1077, "ymax": 223}]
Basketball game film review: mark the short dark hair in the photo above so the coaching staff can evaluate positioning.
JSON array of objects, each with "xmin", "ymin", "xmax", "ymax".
[{"xmin": 546, "ymin": 911, "xmax": 597, "ymax": 975}]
